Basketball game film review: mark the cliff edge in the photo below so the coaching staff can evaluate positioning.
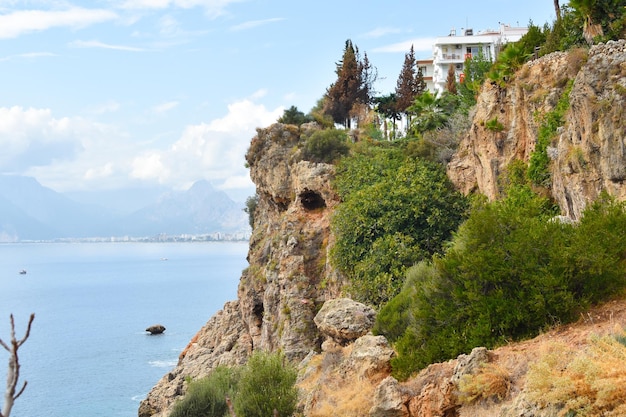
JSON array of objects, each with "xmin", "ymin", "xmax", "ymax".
[{"xmin": 139, "ymin": 123, "xmax": 345, "ymax": 417}]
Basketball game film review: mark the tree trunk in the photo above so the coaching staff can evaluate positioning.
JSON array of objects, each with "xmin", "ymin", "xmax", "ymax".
[{"xmin": 553, "ymin": 0, "xmax": 561, "ymax": 21}]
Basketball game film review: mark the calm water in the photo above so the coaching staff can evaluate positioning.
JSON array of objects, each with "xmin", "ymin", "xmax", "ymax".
[{"xmin": 0, "ymin": 241, "xmax": 248, "ymax": 417}]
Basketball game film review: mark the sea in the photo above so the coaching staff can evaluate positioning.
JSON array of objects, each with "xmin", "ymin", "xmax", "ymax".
[{"xmin": 0, "ymin": 241, "xmax": 249, "ymax": 417}]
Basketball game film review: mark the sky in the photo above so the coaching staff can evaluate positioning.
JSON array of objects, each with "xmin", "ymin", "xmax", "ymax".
[{"xmin": 0, "ymin": 0, "xmax": 558, "ymax": 202}]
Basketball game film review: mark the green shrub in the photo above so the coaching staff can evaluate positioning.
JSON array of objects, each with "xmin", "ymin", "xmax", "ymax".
[
  {"xmin": 169, "ymin": 366, "xmax": 240, "ymax": 417},
  {"xmin": 301, "ymin": 129, "xmax": 350, "ymax": 163},
  {"xmin": 278, "ymin": 105, "xmax": 313, "ymax": 126},
  {"xmin": 377, "ymin": 188, "xmax": 626, "ymax": 380},
  {"xmin": 331, "ymin": 145, "xmax": 468, "ymax": 307},
  {"xmin": 233, "ymin": 351, "xmax": 298, "ymax": 417},
  {"xmin": 527, "ymin": 80, "xmax": 573, "ymax": 187},
  {"xmin": 244, "ymin": 194, "xmax": 259, "ymax": 228}
]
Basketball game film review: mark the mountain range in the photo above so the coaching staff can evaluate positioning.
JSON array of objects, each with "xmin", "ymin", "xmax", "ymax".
[{"xmin": 0, "ymin": 175, "xmax": 250, "ymax": 242}]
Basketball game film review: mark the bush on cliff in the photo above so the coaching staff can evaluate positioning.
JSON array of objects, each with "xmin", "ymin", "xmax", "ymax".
[
  {"xmin": 375, "ymin": 188, "xmax": 626, "ymax": 380},
  {"xmin": 331, "ymin": 141, "xmax": 468, "ymax": 308},
  {"xmin": 233, "ymin": 351, "xmax": 298, "ymax": 417},
  {"xmin": 169, "ymin": 351, "xmax": 297, "ymax": 417},
  {"xmin": 301, "ymin": 128, "xmax": 350, "ymax": 164},
  {"xmin": 169, "ymin": 366, "xmax": 240, "ymax": 417}
]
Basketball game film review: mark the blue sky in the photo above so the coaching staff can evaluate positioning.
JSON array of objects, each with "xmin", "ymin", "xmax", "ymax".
[{"xmin": 0, "ymin": 0, "xmax": 557, "ymax": 202}]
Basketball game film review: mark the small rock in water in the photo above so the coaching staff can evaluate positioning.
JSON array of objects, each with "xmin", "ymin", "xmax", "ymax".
[{"xmin": 146, "ymin": 324, "xmax": 166, "ymax": 335}]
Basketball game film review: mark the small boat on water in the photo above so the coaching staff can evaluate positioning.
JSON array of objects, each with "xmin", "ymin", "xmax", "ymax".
[{"xmin": 19, "ymin": 269, "xmax": 27, "ymax": 275}]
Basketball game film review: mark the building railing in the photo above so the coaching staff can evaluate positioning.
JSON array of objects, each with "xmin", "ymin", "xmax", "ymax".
[{"xmin": 441, "ymin": 53, "xmax": 463, "ymax": 60}]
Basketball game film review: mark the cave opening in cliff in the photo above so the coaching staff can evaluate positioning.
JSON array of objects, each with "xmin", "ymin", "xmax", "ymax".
[{"xmin": 299, "ymin": 190, "xmax": 326, "ymax": 211}]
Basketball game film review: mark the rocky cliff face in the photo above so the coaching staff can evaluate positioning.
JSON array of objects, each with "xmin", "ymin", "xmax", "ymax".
[
  {"xmin": 448, "ymin": 40, "xmax": 626, "ymax": 219},
  {"xmin": 140, "ymin": 40, "xmax": 626, "ymax": 417},
  {"xmin": 139, "ymin": 123, "xmax": 346, "ymax": 417}
]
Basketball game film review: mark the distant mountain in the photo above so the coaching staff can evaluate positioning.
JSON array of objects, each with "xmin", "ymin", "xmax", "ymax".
[
  {"xmin": 0, "ymin": 175, "xmax": 114, "ymax": 240},
  {"xmin": 114, "ymin": 180, "xmax": 249, "ymax": 237},
  {"xmin": 0, "ymin": 175, "xmax": 250, "ymax": 241}
]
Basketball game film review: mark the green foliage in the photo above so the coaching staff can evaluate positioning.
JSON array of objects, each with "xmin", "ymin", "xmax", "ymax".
[
  {"xmin": 331, "ymin": 143, "xmax": 468, "ymax": 307},
  {"xmin": 407, "ymin": 91, "xmax": 448, "ymax": 134},
  {"xmin": 373, "ymin": 93, "xmax": 401, "ymax": 141},
  {"xmin": 376, "ymin": 188, "xmax": 626, "ymax": 380},
  {"xmin": 301, "ymin": 128, "xmax": 350, "ymax": 164},
  {"xmin": 458, "ymin": 49, "xmax": 492, "ymax": 108},
  {"xmin": 517, "ymin": 20, "xmax": 547, "ymax": 57},
  {"xmin": 485, "ymin": 117, "xmax": 505, "ymax": 132},
  {"xmin": 233, "ymin": 351, "xmax": 298, "ymax": 417},
  {"xmin": 244, "ymin": 194, "xmax": 259, "ymax": 228},
  {"xmin": 278, "ymin": 105, "xmax": 313, "ymax": 126},
  {"xmin": 487, "ymin": 43, "xmax": 528, "ymax": 87},
  {"xmin": 169, "ymin": 366, "xmax": 240, "ymax": 417},
  {"xmin": 527, "ymin": 80, "xmax": 573, "ymax": 187}
]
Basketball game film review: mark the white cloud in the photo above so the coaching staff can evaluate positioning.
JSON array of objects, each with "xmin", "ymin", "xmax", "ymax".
[
  {"xmin": 361, "ymin": 27, "xmax": 402, "ymax": 39},
  {"xmin": 371, "ymin": 37, "xmax": 436, "ymax": 53},
  {"xmin": 118, "ymin": 0, "xmax": 246, "ymax": 18},
  {"xmin": 0, "ymin": 52, "xmax": 57, "ymax": 62},
  {"xmin": 0, "ymin": 8, "xmax": 118, "ymax": 39},
  {"xmin": 131, "ymin": 97, "xmax": 282, "ymax": 190},
  {"xmin": 0, "ymin": 106, "xmax": 79, "ymax": 170},
  {"xmin": 0, "ymin": 97, "xmax": 281, "ymax": 194},
  {"xmin": 89, "ymin": 100, "xmax": 122, "ymax": 115},
  {"xmin": 152, "ymin": 101, "xmax": 180, "ymax": 113},
  {"xmin": 69, "ymin": 40, "xmax": 145, "ymax": 52},
  {"xmin": 230, "ymin": 17, "xmax": 285, "ymax": 31}
]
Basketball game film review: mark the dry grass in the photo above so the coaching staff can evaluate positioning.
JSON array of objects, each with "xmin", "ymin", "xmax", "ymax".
[
  {"xmin": 525, "ymin": 326, "xmax": 626, "ymax": 416},
  {"xmin": 458, "ymin": 363, "xmax": 512, "ymax": 404},
  {"xmin": 306, "ymin": 377, "xmax": 378, "ymax": 417},
  {"xmin": 297, "ymin": 345, "xmax": 384, "ymax": 417}
]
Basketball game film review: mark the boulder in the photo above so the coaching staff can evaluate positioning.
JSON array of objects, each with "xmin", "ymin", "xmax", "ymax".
[
  {"xmin": 146, "ymin": 324, "xmax": 166, "ymax": 335},
  {"xmin": 314, "ymin": 298, "xmax": 376, "ymax": 344},
  {"xmin": 369, "ymin": 376, "xmax": 409, "ymax": 417}
]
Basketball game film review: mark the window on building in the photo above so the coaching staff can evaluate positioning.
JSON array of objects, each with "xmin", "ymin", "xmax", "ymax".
[{"xmin": 418, "ymin": 66, "xmax": 427, "ymax": 76}]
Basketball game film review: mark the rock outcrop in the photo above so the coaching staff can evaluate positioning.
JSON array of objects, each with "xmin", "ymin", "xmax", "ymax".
[
  {"xmin": 139, "ymin": 123, "xmax": 345, "ymax": 417},
  {"xmin": 552, "ymin": 40, "xmax": 626, "ymax": 219},
  {"xmin": 448, "ymin": 40, "xmax": 626, "ymax": 219},
  {"xmin": 314, "ymin": 298, "xmax": 376, "ymax": 345}
]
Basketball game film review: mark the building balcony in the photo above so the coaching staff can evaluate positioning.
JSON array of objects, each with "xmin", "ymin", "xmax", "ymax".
[{"xmin": 438, "ymin": 53, "xmax": 464, "ymax": 62}]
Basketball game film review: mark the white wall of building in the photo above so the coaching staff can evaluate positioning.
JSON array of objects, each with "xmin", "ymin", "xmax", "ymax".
[{"xmin": 430, "ymin": 24, "xmax": 528, "ymax": 95}]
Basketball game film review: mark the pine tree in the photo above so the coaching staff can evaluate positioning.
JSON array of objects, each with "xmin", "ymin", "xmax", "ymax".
[{"xmin": 324, "ymin": 40, "xmax": 375, "ymax": 128}]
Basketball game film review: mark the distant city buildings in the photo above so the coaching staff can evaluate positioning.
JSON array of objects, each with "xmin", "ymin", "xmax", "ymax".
[{"xmin": 419, "ymin": 24, "xmax": 528, "ymax": 95}]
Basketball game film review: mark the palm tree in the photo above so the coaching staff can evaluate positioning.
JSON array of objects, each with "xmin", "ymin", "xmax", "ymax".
[
  {"xmin": 408, "ymin": 91, "xmax": 447, "ymax": 135},
  {"xmin": 569, "ymin": 0, "xmax": 604, "ymax": 44}
]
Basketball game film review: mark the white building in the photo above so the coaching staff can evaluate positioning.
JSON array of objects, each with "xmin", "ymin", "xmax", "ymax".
[{"xmin": 430, "ymin": 24, "xmax": 528, "ymax": 95}]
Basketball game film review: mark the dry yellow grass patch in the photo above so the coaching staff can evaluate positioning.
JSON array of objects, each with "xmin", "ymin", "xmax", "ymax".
[
  {"xmin": 525, "ymin": 327, "xmax": 626, "ymax": 416},
  {"xmin": 458, "ymin": 363, "xmax": 512, "ymax": 404},
  {"xmin": 297, "ymin": 346, "xmax": 384, "ymax": 417}
]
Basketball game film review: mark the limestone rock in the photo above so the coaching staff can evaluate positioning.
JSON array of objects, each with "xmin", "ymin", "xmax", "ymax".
[
  {"xmin": 451, "ymin": 347, "xmax": 489, "ymax": 383},
  {"xmin": 448, "ymin": 41, "xmax": 626, "ymax": 219},
  {"xmin": 314, "ymin": 298, "xmax": 376, "ymax": 344},
  {"xmin": 370, "ymin": 376, "xmax": 410, "ymax": 417}
]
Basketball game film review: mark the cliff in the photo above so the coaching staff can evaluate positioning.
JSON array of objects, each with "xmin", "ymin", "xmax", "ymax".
[
  {"xmin": 139, "ymin": 122, "xmax": 346, "ymax": 417},
  {"xmin": 448, "ymin": 39, "xmax": 626, "ymax": 219},
  {"xmin": 140, "ymin": 40, "xmax": 626, "ymax": 417}
]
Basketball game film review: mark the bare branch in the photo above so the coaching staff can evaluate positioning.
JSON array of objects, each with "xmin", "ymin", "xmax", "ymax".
[{"xmin": 1, "ymin": 313, "xmax": 35, "ymax": 417}]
